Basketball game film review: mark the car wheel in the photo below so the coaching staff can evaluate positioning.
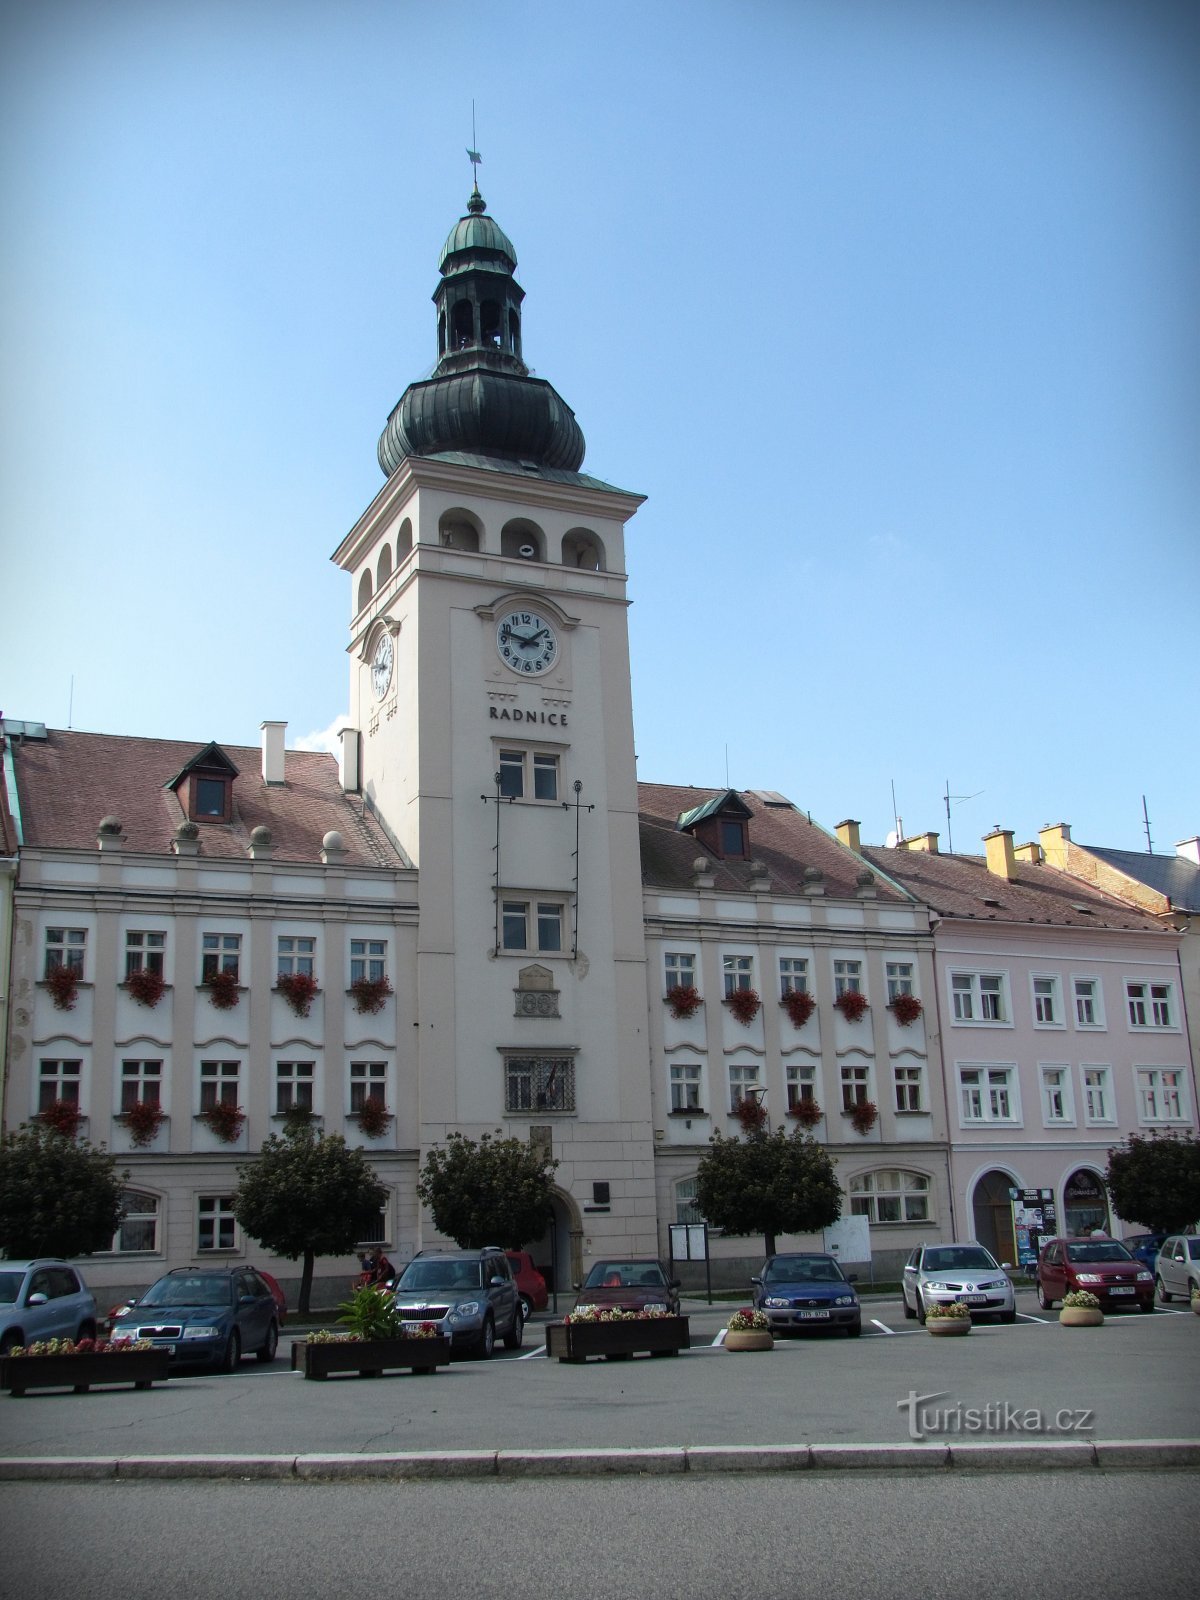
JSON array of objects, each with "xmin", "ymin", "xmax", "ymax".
[
  {"xmin": 1037, "ymin": 1281, "xmax": 1053, "ymax": 1311},
  {"xmin": 1139, "ymin": 1299, "xmax": 1154, "ymax": 1314},
  {"xmin": 503, "ymin": 1308, "xmax": 524, "ymax": 1350},
  {"xmin": 256, "ymin": 1320, "xmax": 278, "ymax": 1363},
  {"xmin": 475, "ymin": 1315, "xmax": 495, "ymax": 1360},
  {"xmin": 846, "ymin": 1320, "xmax": 862, "ymax": 1338},
  {"xmin": 1000, "ymin": 1308, "xmax": 1017, "ymax": 1325},
  {"xmin": 518, "ymin": 1294, "xmax": 533, "ymax": 1322},
  {"xmin": 1155, "ymin": 1276, "xmax": 1172, "ymax": 1304},
  {"xmin": 0, "ymin": 1332, "xmax": 20, "ymax": 1356},
  {"xmin": 914, "ymin": 1290, "xmax": 926, "ymax": 1325},
  {"xmin": 221, "ymin": 1330, "xmax": 241, "ymax": 1373},
  {"xmin": 902, "ymin": 1289, "xmax": 915, "ymax": 1320},
  {"xmin": 75, "ymin": 1320, "xmax": 97, "ymax": 1342}
]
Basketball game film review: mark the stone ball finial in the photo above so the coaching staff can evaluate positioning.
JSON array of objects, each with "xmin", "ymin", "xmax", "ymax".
[
  {"xmin": 97, "ymin": 816, "xmax": 122, "ymax": 836},
  {"xmin": 322, "ymin": 830, "xmax": 345, "ymax": 852},
  {"xmin": 692, "ymin": 856, "xmax": 711, "ymax": 874},
  {"xmin": 803, "ymin": 866, "xmax": 824, "ymax": 883},
  {"xmin": 175, "ymin": 821, "xmax": 200, "ymax": 840},
  {"xmin": 249, "ymin": 825, "xmax": 272, "ymax": 846},
  {"xmin": 856, "ymin": 868, "xmax": 875, "ymax": 887}
]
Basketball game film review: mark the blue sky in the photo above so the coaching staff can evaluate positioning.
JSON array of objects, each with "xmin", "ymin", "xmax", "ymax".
[{"xmin": 2, "ymin": 0, "xmax": 1196, "ymax": 855}]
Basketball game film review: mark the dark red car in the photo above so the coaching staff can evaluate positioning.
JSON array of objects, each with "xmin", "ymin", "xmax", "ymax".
[
  {"xmin": 1035, "ymin": 1236, "xmax": 1154, "ymax": 1312},
  {"xmin": 573, "ymin": 1258, "xmax": 680, "ymax": 1315},
  {"xmin": 505, "ymin": 1251, "xmax": 548, "ymax": 1319}
]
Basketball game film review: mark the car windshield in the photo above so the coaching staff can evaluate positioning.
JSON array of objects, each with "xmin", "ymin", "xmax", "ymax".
[
  {"xmin": 922, "ymin": 1247, "xmax": 997, "ymax": 1272},
  {"xmin": 0, "ymin": 1271, "xmax": 24, "ymax": 1305},
  {"xmin": 1065, "ymin": 1242, "xmax": 1134, "ymax": 1264},
  {"xmin": 582, "ymin": 1263, "xmax": 666, "ymax": 1289},
  {"xmin": 398, "ymin": 1260, "xmax": 482, "ymax": 1291},
  {"xmin": 764, "ymin": 1257, "xmax": 844, "ymax": 1284},
  {"xmin": 140, "ymin": 1275, "xmax": 233, "ymax": 1307},
  {"xmin": 1188, "ymin": 1241, "xmax": 1200, "ymax": 1261}
]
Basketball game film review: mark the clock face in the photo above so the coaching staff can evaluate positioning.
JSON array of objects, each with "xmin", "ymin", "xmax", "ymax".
[
  {"xmin": 371, "ymin": 633, "xmax": 394, "ymax": 699},
  {"xmin": 496, "ymin": 609, "xmax": 558, "ymax": 676}
]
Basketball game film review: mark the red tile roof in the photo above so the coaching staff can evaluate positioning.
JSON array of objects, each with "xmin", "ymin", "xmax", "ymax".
[
  {"xmin": 638, "ymin": 784, "xmax": 904, "ymax": 901},
  {"xmin": 12, "ymin": 730, "xmax": 404, "ymax": 869}
]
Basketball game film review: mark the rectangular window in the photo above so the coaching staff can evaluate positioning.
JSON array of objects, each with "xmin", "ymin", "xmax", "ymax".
[
  {"xmin": 38, "ymin": 1059, "xmax": 81, "ymax": 1111},
  {"xmin": 779, "ymin": 957, "xmax": 809, "ymax": 995},
  {"xmin": 125, "ymin": 931, "xmax": 165, "ymax": 978},
  {"xmin": 893, "ymin": 1065, "xmax": 923, "ymax": 1113},
  {"xmin": 670, "ymin": 1062, "xmax": 702, "ymax": 1112},
  {"xmin": 886, "ymin": 962, "xmax": 913, "ymax": 1002},
  {"xmin": 1126, "ymin": 981, "xmax": 1174, "ymax": 1029},
  {"xmin": 195, "ymin": 778, "xmax": 228, "ymax": 818},
  {"xmin": 786, "ymin": 1064, "xmax": 817, "ymax": 1111},
  {"xmin": 197, "ymin": 1196, "xmax": 237, "ymax": 1252},
  {"xmin": 1082, "ymin": 1065, "xmax": 1114, "ymax": 1125},
  {"xmin": 533, "ymin": 753, "xmax": 559, "ymax": 801},
  {"xmin": 723, "ymin": 955, "xmax": 753, "ymax": 997},
  {"xmin": 277, "ymin": 936, "xmax": 316, "ymax": 978},
  {"xmin": 501, "ymin": 901, "xmax": 565, "ymax": 954},
  {"xmin": 536, "ymin": 903, "xmax": 563, "ymax": 953},
  {"xmin": 350, "ymin": 1061, "xmax": 387, "ymax": 1114},
  {"xmin": 1039, "ymin": 1065, "xmax": 1073, "ymax": 1125},
  {"xmin": 1137, "ymin": 1068, "xmax": 1186, "ymax": 1123},
  {"xmin": 675, "ymin": 1177, "xmax": 703, "ymax": 1227},
  {"xmin": 1032, "ymin": 976, "xmax": 1062, "ymax": 1026},
  {"xmin": 106, "ymin": 1188, "xmax": 160, "ymax": 1254},
  {"xmin": 665, "ymin": 952, "xmax": 696, "ymax": 991},
  {"xmin": 951, "ymin": 971, "xmax": 1008, "ymax": 1023},
  {"xmin": 276, "ymin": 1061, "xmax": 315, "ymax": 1114},
  {"xmin": 121, "ymin": 1060, "xmax": 162, "ymax": 1111},
  {"xmin": 834, "ymin": 960, "xmax": 862, "ymax": 997},
  {"xmin": 504, "ymin": 1055, "xmax": 575, "ymax": 1114},
  {"xmin": 201, "ymin": 933, "xmax": 241, "ymax": 982},
  {"xmin": 44, "ymin": 927, "xmax": 86, "ymax": 977},
  {"xmin": 350, "ymin": 939, "xmax": 387, "ymax": 983},
  {"xmin": 498, "ymin": 749, "xmax": 524, "ymax": 798},
  {"xmin": 497, "ymin": 749, "xmax": 559, "ymax": 801},
  {"xmin": 1073, "ymin": 977, "xmax": 1104, "ymax": 1028},
  {"xmin": 958, "ymin": 1064, "xmax": 1019, "ymax": 1124},
  {"xmin": 728, "ymin": 1062, "xmax": 760, "ymax": 1109},
  {"xmin": 720, "ymin": 820, "xmax": 746, "ymax": 856},
  {"xmin": 199, "ymin": 1060, "xmax": 240, "ymax": 1110},
  {"xmin": 840, "ymin": 1064, "xmax": 869, "ymax": 1111}
]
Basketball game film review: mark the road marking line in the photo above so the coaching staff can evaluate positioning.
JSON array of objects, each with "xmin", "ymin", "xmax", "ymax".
[
  {"xmin": 1018, "ymin": 1312, "xmax": 1050, "ymax": 1324},
  {"xmin": 518, "ymin": 1344, "xmax": 547, "ymax": 1359},
  {"xmin": 870, "ymin": 1319, "xmax": 895, "ymax": 1335}
]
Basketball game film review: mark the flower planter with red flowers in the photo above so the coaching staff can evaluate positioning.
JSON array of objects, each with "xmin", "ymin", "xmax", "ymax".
[
  {"xmin": 123, "ymin": 967, "xmax": 166, "ymax": 1009},
  {"xmin": 199, "ymin": 1101, "xmax": 246, "ymax": 1143},
  {"xmin": 354, "ymin": 1096, "xmax": 393, "ymax": 1139},
  {"xmin": 349, "ymin": 975, "xmax": 392, "ymax": 1015},
  {"xmin": 44, "ymin": 964, "xmax": 79, "ymax": 1011},
  {"xmin": 38, "ymin": 1099, "xmax": 83, "ymax": 1140},
  {"xmin": 724, "ymin": 988, "xmax": 762, "ymax": 1026},
  {"xmin": 849, "ymin": 1100, "xmax": 879, "ymax": 1136},
  {"xmin": 788, "ymin": 1099, "xmax": 823, "ymax": 1129},
  {"xmin": 295, "ymin": 1333, "xmax": 450, "ymax": 1380},
  {"xmin": 119, "ymin": 1099, "xmax": 166, "ymax": 1148},
  {"xmin": 734, "ymin": 1096, "xmax": 768, "ymax": 1134},
  {"xmin": 781, "ymin": 989, "xmax": 816, "ymax": 1028},
  {"xmin": 664, "ymin": 984, "xmax": 702, "ymax": 1020},
  {"xmin": 834, "ymin": 990, "xmax": 870, "ymax": 1023},
  {"xmin": 888, "ymin": 993, "xmax": 923, "ymax": 1026},
  {"xmin": 547, "ymin": 1313, "xmax": 690, "ymax": 1364},
  {"xmin": 203, "ymin": 969, "xmax": 240, "ymax": 1010},
  {"xmin": 276, "ymin": 971, "xmax": 320, "ymax": 1017}
]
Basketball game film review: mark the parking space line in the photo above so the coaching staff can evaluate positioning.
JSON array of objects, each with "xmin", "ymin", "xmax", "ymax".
[{"xmin": 870, "ymin": 1319, "xmax": 895, "ymax": 1335}]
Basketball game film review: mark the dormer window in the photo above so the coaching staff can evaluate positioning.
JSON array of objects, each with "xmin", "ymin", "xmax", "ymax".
[
  {"xmin": 720, "ymin": 820, "xmax": 746, "ymax": 857},
  {"xmin": 195, "ymin": 778, "xmax": 228, "ymax": 818},
  {"xmin": 676, "ymin": 790, "xmax": 753, "ymax": 861},
  {"xmin": 165, "ymin": 742, "xmax": 238, "ymax": 825}
]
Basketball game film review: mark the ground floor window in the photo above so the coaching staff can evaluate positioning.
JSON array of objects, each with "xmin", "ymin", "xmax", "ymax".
[
  {"xmin": 675, "ymin": 1177, "xmax": 703, "ymax": 1226},
  {"xmin": 504, "ymin": 1055, "xmax": 576, "ymax": 1114},
  {"xmin": 197, "ymin": 1196, "xmax": 237, "ymax": 1252},
  {"xmin": 850, "ymin": 1168, "xmax": 930, "ymax": 1224},
  {"xmin": 103, "ymin": 1189, "xmax": 160, "ymax": 1254}
]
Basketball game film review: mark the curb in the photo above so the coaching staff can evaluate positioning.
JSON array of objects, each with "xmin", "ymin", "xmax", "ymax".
[{"xmin": 0, "ymin": 1439, "xmax": 1196, "ymax": 1481}]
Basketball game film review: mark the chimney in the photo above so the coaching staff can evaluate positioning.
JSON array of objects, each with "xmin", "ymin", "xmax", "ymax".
[
  {"xmin": 983, "ymin": 827, "xmax": 1018, "ymax": 881},
  {"xmin": 340, "ymin": 726, "xmax": 361, "ymax": 793},
  {"xmin": 261, "ymin": 721, "xmax": 286, "ymax": 786},
  {"xmin": 899, "ymin": 831, "xmax": 939, "ymax": 854},
  {"xmin": 1038, "ymin": 822, "xmax": 1071, "ymax": 869},
  {"xmin": 1176, "ymin": 837, "xmax": 1200, "ymax": 866},
  {"xmin": 835, "ymin": 819, "xmax": 861, "ymax": 852},
  {"xmin": 1014, "ymin": 841, "xmax": 1043, "ymax": 864}
]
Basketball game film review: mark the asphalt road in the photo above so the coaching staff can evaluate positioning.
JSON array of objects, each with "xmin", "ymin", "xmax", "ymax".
[{"xmin": 2, "ymin": 1290, "xmax": 1197, "ymax": 1460}]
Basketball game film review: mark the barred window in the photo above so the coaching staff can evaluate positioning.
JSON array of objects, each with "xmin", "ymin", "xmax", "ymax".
[{"xmin": 504, "ymin": 1055, "xmax": 575, "ymax": 1114}]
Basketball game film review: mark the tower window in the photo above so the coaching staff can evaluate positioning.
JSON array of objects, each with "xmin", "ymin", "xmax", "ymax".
[{"xmin": 451, "ymin": 299, "xmax": 474, "ymax": 348}]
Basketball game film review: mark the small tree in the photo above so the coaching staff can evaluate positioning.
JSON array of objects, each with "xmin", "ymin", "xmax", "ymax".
[
  {"xmin": 1105, "ymin": 1131, "xmax": 1200, "ymax": 1234},
  {"xmin": 694, "ymin": 1126, "xmax": 843, "ymax": 1257},
  {"xmin": 417, "ymin": 1131, "xmax": 559, "ymax": 1251},
  {"xmin": 0, "ymin": 1122, "xmax": 126, "ymax": 1257},
  {"xmin": 232, "ymin": 1126, "xmax": 387, "ymax": 1313}
]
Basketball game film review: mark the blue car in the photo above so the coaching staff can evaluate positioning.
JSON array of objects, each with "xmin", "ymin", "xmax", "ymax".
[
  {"xmin": 118, "ymin": 1267, "xmax": 279, "ymax": 1370},
  {"xmin": 1123, "ymin": 1234, "xmax": 1168, "ymax": 1273},
  {"xmin": 752, "ymin": 1252, "xmax": 862, "ymax": 1338}
]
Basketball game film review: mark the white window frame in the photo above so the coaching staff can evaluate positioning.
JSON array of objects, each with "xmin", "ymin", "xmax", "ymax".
[
  {"xmin": 275, "ymin": 1060, "xmax": 315, "ymax": 1115},
  {"xmin": 786, "ymin": 1063, "xmax": 818, "ymax": 1111},
  {"xmin": 1125, "ymin": 979, "xmax": 1178, "ymax": 1031},
  {"xmin": 1030, "ymin": 974, "xmax": 1064, "ymax": 1028},
  {"xmin": 840, "ymin": 1064, "xmax": 870, "ymax": 1111},
  {"xmin": 277, "ymin": 936, "xmax": 316, "ymax": 978},
  {"xmin": 1080, "ymin": 1064, "xmax": 1116, "ymax": 1126},
  {"xmin": 669, "ymin": 1062, "xmax": 703, "ymax": 1112},
  {"xmin": 665, "ymin": 952, "xmax": 697, "ymax": 993},
  {"xmin": 779, "ymin": 957, "xmax": 809, "ymax": 996},
  {"xmin": 125, "ymin": 930, "xmax": 166, "ymax": 978},
  {"xmin": 120, "ymin": 1059, "xmax": 163, "ymax": 1111},
  {"xmin": 728, "ymin": 1062, "xmax": 760, "ymax": 1110},
  {"xmin": 833, "ymin": 959, "xmax": 862, "ymax": 997},
  {"xmin": 197, "ymin": 1195, "xmax": 238, "ymax": 1253},
  {"xmin": 501, "ymin": 898, "xmax": 566, "ymax": 955},
  {"xmin": 1071, "ymin": 975, "xmax": 1105, "ymax": 1030},
  {"xmin": 495, "ymin": 747, "xmax": 560, "ymax": 802},
  {"xmin": 349, "ymin": 1060, "xmax": 388, "ymax": 1114},
  {"xmin": 201, "ymin": 932, "xmax": 241, "ymax": 982},
  {"xmin": 957, "ymin": 1063, "xmax": 1021, "ymax": 1126},
  {"xmin": 350, "ymin": 939, "xmax": 387, "ymax": 984},
  {"xmin": 893, "ymin": 1064, "xmax": 924, "ymax": 1114},
  {"xmin": 38, "ymin": 1059, "xmax": 81, "ymax": 1111},
  {"xmin": 849, "ymin": 1168, "xmax": 931, "ymax": 1225},
  {"xmin": 1038, "ymin": 1063, "xmax": 1074, "ymax": 1126},
  {"xmin": 1136, "ymin": 1067, "xmax": 1188, "ymax": 1125},
  {"xmin": 885, "ymin": 961, "xmax": 914, "ymax": 1002},
  {"xmin": 199, "ymin": 1060, "xmax": 241, "ymax": 1111},
  {"xmin": 723, "ymin": 955, "xmax": 754, "ymax": 997},
  {"xmin": 949, "ymin": 969, "xmax": 1010, "ymax": 1026},
  {"xmin": 44, "ymin": 926, "xmax": 86, "ymax": 978},
  {"xmin": 104, "ymin": 1188, "xmax": 161, "ymax": 1255}
]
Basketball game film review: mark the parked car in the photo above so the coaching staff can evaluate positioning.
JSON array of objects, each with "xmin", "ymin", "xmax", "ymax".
[
  {"xmin": 506, "ymin": 1250, "xmax": 548, "ymax": 1319},
  {"xmin": 390, "ymin": 1247, "xmax": 523, "ymax": 1357},
  {"xmin": 902, "ymin": 1242, "xmax": 1016, "ymax": 1324},
  {"xmin": 752, "ymin": 1252, "xmax": 861, "ymax": 1337},
  {"xmin": 118, "ymin": 1267, "xmax": 280, "ymax": 1368},
  {"xmin": 1036, "ymin": 1237, "xmax": 1154, "ymax": 1312},
  {"xmin": 573, "ymin": 1259, "xmax": 681, "ymax": 1316},
  {"xmin": 0, "ymin": 1260, "xmax": 97, "ymax": 1353},
  {"xmin": 1123, "ymin": 1233, "xmax": 1169, "ymax": 1273},
  {"xmin": 255, "ymin": 1268, "xmax": 287, "ymax": 1325},
  {"xmin": 1154, "ymin": 1236, "xmax": 1200, "ymax": 1304}
]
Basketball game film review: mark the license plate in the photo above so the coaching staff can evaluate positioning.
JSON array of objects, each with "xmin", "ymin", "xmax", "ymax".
[
  {"xmin": 963, "ymin": 1294, "xmax": 988, "ymax": 1305},
  {"xmin": 794, "ymin": 1310, "xmax": 830, "ymax": 1320},
  {"xmin": 1108, "ymin": 1287, "xmax": 1135, "ymax": 1296},
  {"xmin": 402, "ymin": 1321, "xmax": 434, "ymax": 1333}
]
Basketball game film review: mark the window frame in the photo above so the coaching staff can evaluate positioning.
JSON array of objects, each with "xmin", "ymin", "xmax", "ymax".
[
  {"xmin": 1030, "ymin": 973, "xmax": 1064, "ymax": 1029},
  {"xmin": 957, "ymin": 1062, "xmax": 1021, "ymax": 1126},
  {"xmin": 201, "ymin": 932, "xmax": 241, "ymax": 983},
  {"xmin": 503, "ymin": 1053, "xmax": 576, "ymax": 1115},
  {"xmin": 665, "ymin": 951, "xmax": 697, "ymax": 993},
  {"xmin": 779, "ymin": 956, "xmax": 809, "ymax": 996},
  {"xmin": 728, "ymin": 1061, "xmax": 761, "ymax": 1111},
  {"xmin": 1071, "ymin": 975, "xmax": 1105, "ymax": 1030},
  {"xmin": 275, "ymin": 1060, "xmax": 315, "ymax": 1115},
  {"xmin": 1136, "ymin": 1066, "xmax": 1188, "ymax": 1125},
  {"xmin": 1080, "ymin": 1063, "xmax": 1116, "ymax": 1126},
  {"xmin": 1038, "ymin": 1063, "xmax": 1075, "ymax": 1126},
  {"xmin": 723, "ymin": 955, "xmax": 754, "ymax": 997},
  {"xmin": 102, "ymin": 1188, "xmax": 161, "ymax": 1255},
  {"xmin": 501, "ymin": 898, "xmax": 567, "ymax": 956},
  {"xmin": 350, "ymin": 938, "xmax": 388, "ymax": 984},
  {"xmin": 38, "ymin": 1058, "xmax": 82, "ymax": 1111},
  {"xmin": 44, "ymin": 927, "xmax": 86, "ymax": 978},
  {"xmin": 1125, "ymin": 979, "xmax": 1177, "ymax": 1031},
  {"xmin": 885, "ymin": 961, "xmax": 914, "ymax": 1002},
  {"xmin": 349, "ymin": 1060, "xmax": 388, "ymax": 1114},
  {"xmin": 494, "ymin": 746, "xmax": 561, "ymax": 803},
  {"xmin": 125, "ymin": 930, "xmax": 166, "ymax": 978},
  {"xmin": 669, "ymin": 1061, "xmax": 703, "ymax": 1113},
  {"xmin": 199, "ymin": 1059, "xmax": 241, "ymax": 1111},
  {"xmin": 840, "ymin": 1063, "xmax": 870, "ymax": 1111},
  {"xmin": 120, "ymin": 1059, "xmax": 163, "ymax": 1111},
  {"xmin": 849, "ymin": 1168, "xmax": 931, "ymax": 1225},
  {"xmin": 833, "ymin": 959, "xmax": 863, "ymax": 998},
  {"xmin": 786, "ymin": 1063, "xmax": 817, "ymax": 1111},
  {"xmin": 277, "ymin": 936, "xmax": 316, "ymax": 979},
  {"xmin": 949, "ymin": 968, "xmax": 1010, "ymax": 1026},
  {"xmin": 893, "ymin": 1064, "xmax": 924, "ymax": 1114},
  {"xmin": 197, "ymin": 1195, "xmax": 238, "ymax": 1253}
]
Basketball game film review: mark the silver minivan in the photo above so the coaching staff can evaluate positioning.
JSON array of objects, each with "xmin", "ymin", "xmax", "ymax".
[{"xmin": 0, "ymin": 1259, "xmax": 98, "ymax": 1351}]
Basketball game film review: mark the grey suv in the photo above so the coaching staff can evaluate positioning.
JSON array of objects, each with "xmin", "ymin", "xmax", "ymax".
[
  {"xmin": 389, "ymin": 1247, "xmax": 523, "ymax": 1358},
  {"xmin": 0, "ymin": 1260, "xmax": 98, "ymax": 1352}
]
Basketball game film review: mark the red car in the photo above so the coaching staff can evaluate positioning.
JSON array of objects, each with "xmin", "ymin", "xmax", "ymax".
[
  {"xmin": 506, "ymin": 1251, "xmax": 548, "ymax": 1319},
  {"xmin": 573, "ymin": 1258, "xmax": 681, "ymax": 1316},
  {"xmin": 1035, "ymin": 1236, "xmax": 1154, "ymax": 1313}
]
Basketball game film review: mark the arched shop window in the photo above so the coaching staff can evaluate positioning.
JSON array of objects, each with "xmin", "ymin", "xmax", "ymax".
[
  {"xmin": 103, "ymin": 1189, "xmax": 160, "ymax": 1254},
  {"xmin": 1063, "ymin": 1168, "xmax": 1110, "ymax": 1235}
]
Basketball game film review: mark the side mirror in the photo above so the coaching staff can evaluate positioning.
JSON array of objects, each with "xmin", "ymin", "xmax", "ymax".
[
  {"xmin": 571, "ymin": 1282, "xmax": 581, "ymax": 1293},
  {"xmin": 750, "ymin": 1276, "xmax": 762, "ymax": 1287},
  {"xmin": 669, "ymin": 1279, "xmax": 680, "ymax": 1289},
  {"xmin": 1001, "ymin": 1262, "xmax": 1013, "ymax": 1270},
  {"xmin": 26, "ymin": 1292, "xmax": 48, "ymax": 1308},
  {"xmin": 847, "ymin": 1273, "xmax": 859, "ymax": 1283}
]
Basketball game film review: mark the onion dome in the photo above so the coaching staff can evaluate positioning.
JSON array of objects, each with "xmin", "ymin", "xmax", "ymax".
[{"xmin": 378, "ymin": 188, "xmax": 585, "ymax": 476}]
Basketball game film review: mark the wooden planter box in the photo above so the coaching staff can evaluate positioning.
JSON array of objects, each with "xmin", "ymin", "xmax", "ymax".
[
  {"xmin": 2, "ymin": 1349, "xmax": 170, "ymax": 1396},
  {"xmin": 293, "ymin": 1336, "xmax": 450, "ymax": 1379},
  {"xmin": 546, "ymin": 1316, "xmax": 690, "ymax": 1363}
]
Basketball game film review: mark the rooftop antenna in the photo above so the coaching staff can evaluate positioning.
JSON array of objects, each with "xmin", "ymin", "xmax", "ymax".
[
  {"xmin": 890, "ymin": 779, "xmax": 901, "ymax": 843},
  {"xmin": 68, "ymin": 675, "xmax": 74, "ymax": 730},
  {"xmin": 1142, "ymin": 794, "xmax": 1154, "ymax": 854},
  {"xmin": 467, "ymin": 103, "xmax": 482, "ymax": 183},
  {"xmin": 725, "ymin": 744, "xmax": 730, "ymax": 787},
  {"xmin": 944, "ymin": 778, "xmax": 983, "ymax": 854}
]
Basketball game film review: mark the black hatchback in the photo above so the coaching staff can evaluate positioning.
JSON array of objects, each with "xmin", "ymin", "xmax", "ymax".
[{"xmin": 118, "ymin": 1267, "xmax": 279, "ymax": 1370}]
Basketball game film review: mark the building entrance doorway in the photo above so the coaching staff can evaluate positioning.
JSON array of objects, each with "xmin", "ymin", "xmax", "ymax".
[
  {"xmin": 971, "ymin": 1169, "xmax": 1018, "ymax": 1264},
  {"xmin": 524, "ymin": 1190, "xmax": 580, "ymax": 1316}
]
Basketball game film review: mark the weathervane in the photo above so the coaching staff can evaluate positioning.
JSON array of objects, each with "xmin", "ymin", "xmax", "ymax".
[{"xmin": 467, "ymin": 101, "xmax": 482, "ymax": 181}]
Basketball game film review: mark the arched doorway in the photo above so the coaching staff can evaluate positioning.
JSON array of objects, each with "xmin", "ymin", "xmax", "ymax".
[
  {"xmin": 971, "ymin": 1169, "xmax": 1019, "ymax": 1264},
  {"xmin": 1063, "ymin": 1168, "xmax": 1110, "ymax": 1236},
  {"xmin": 524, "ymin": 1189, "xmax": 581, "ymax": 1316}
]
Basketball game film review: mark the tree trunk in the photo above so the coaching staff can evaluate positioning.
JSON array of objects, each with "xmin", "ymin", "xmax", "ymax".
[
  {"xmin": 298, "ymin": 1248, "xmax": 315, "ymax": 1315},
  {"xmin": 764, "ymin": 1229, "xmax": 777, "ymax": 1257}
]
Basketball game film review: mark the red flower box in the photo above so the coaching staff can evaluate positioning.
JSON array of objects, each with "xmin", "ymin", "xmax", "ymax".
[
  {"xmin": 834, "ymin": 990, "xmax": 869, "ymax": 1022},
  {"xmin": 724, "ymin": 988, "xmax": 761, "ymax": 1026},
  {"xmin": 889, "ymin": 993, "xmax": 923, "ymax": 1026},
  {"xmin": 665, "ymin": 985, "xmax": 702, "ymax": 1020},
  {"xmin": 781, "ymin": 989, "xmax": 816, "ymax": 1027}
]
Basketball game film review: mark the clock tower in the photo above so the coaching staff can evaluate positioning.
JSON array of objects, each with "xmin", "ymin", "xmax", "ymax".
[{"xmin": 332, "ymin": 187, "xmax": 657, "ymax": 1273}]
